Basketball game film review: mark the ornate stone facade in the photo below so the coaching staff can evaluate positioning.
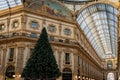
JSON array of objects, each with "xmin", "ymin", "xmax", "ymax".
[{"xmin": 0, "ymin": 0, "xmax": 119, "ymax": 80}]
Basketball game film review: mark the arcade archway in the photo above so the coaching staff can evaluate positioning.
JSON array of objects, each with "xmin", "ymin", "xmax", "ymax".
[
  {"xmin": 5, "ymin": 65, "xmax": 15, "ymax": 80},
  {"xmin": 107, "ymin": 72, "xmax": 115, "ymax": 80},
  {"xmin": 62, "ymin": 68, "xmax": 72, "ymax": 80}
]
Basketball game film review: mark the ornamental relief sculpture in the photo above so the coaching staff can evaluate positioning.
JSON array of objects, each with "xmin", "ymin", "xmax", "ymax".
[{"xmin": 23, "ymin": 0, "xmax": 72, "ymax": 20}]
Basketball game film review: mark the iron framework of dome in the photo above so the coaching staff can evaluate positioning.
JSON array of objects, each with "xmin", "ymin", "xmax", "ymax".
[
  {"xmin": 0, "ymin": 0, "xmax": 22, "ymax": 10},
  {"xmin": 58, "ymin": 0, "xmax": 98, "ymax": 5},
  {"xmin": 77, "ymin": 3, "xmax": 119, "ymax": 59}
]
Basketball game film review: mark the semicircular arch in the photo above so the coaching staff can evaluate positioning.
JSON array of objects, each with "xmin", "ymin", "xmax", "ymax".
[{"xmin": 77, "ymin": 1, "xmax": 119, "ymax": 16}]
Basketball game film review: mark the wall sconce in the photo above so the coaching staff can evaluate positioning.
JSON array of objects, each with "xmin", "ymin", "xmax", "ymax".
[
  {"xmin": 75, "ymin": 75, "xmax": 78, "ymax": 79},
  {"xmin": 82, "ymin": 76, "xmax": 85, "ymax": 80},
  {"xmin": 119, "ymin": 77, "xmax": 120, "ymax": 80},
  {"xmin": 13, "ymin": 75, "xmax": 15, "ymax": 78},
  {"xmin": 78, "ymin": 76, "xmax": 80, "ymax": 79},
  {"xmin": 86, "ymin": 77, "xmax": 88, "ymax": 80},
  {"xmin": 18, "ymin": 75, "xmax": 21, "ymax": 77}
]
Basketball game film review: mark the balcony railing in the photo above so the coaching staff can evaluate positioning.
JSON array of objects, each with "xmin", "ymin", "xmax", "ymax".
[
  {"xmin": 0, "ymin": 32, "xmax": 38, "ymax": 39},
  {"xmin": 0, "ymin": 33, "xmax": 88, "ymax": 52}
]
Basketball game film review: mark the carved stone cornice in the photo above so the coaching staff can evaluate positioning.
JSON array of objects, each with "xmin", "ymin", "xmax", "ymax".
[
  {"xmin": 63, "ymin": 48, "xmax": 73, "ymax": 53},
  {"xmin": 7, "ymin": 43, "xmax": 17, "ymax": 47}
]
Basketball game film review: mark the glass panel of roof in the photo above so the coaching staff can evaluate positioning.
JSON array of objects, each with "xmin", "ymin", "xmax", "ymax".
[
  {"xmin": 8, "ymin": 0, "xmax": 16, "ymax": 7},
  {"xmin": 77, "ymin": 3, "xmax": 118, "ymax": 59},
  {"xmin": 89, "ymin": 5, "xmax": 97, "ymax": 14},
  {"xmin": 0, "ymin": 0, "xmax": 22, "ymax": 10},
  {"xmin": 81, "ymin": 21, "xmax": 87, "ymax": 30},
  {"xmin": 106, "ymin": 5, "xmax": 114, "ymax": 13},
  {"xmin": 97, "ymin": 4, "xmax": 106, "ymax": 10},
  {"xmin": 85, "ymin": 16, "xmax": 92, "ymax": 24},
  {"xmin": 87, "ymin": 32, "xmax": 92, "ymax": 38}
]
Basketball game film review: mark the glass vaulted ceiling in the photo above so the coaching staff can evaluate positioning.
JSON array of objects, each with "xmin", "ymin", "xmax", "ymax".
[
  {"xmin": 77, "ymin": 3, "xmax": 119, "ymax": 59},
  {"xmin": 0, "ymin": 0, "xmax": 22, "ymax": 10}
]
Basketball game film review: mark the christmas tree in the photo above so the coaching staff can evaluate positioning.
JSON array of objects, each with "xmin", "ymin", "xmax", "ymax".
[{"xmin": 21, "ymin": 27, "xmax": 61, "ymax": 80}]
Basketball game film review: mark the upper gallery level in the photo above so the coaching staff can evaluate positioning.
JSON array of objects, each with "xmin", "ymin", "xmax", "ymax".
[
  {"xmin": 0, "ymin": 2, "xmax": 103, "ymax": 69},
  {"xmin": 0, "ymin": 0, "xmax": 119, "ymax": 70}
]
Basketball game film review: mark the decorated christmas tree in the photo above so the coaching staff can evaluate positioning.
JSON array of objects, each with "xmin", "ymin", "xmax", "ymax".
[{"xmin": 21, "ymin": 27, "xmax": 61, "ymax": 80}]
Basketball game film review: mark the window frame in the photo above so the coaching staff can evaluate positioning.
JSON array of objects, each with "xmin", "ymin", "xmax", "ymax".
[
  {"xmin": 64, "ymin": 28, "xmax": 71, "ymax": 35},
  {"xmin": 0, "ymin": 23, "xmax": 5, "ymax": 30},
  {"xmin": 65, "ymin": 53, "xmax": 70, "ymax": 64},
  {"xmin": 12, "ymin": 20, "xmax": 19, "ymax": 28},
  {"xmin": 48, "ymin": 24, "xmax": 56, "ymax": 33},
  {"xmin": 9, "ymin": 48, "xmax": 14, "ymax": 61},
  {"xmin": 30, "ymin": 20, "xmax": 39, "ymax": 29},
  {"xmin": 31, "ymin": 33, "xmax": 37, "ymax": 38}
]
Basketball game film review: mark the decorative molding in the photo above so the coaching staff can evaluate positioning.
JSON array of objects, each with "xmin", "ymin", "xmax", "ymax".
[
  {"xmin": 64, "ymin": 28, "xmax": 72, "ymax": 36},
  {"xmin": 47, "ymin": 24, "xmax": 57, "ymax": 33},
  {"xmin": 29, "ymin": 20, "xmax": 40, "ymax": 30},
  {"xmin": 63, "ymin": 48, "xmax": 72, "ymax": 53},
  {"xmin": 21, "ymin": 14, "xmax": 27, "ymax": 30},
  {"xmin": 0, "ymin": 22, "xmax": 6, "ymax": 31},
  {"xmin": 11, "ymin": 19, "xmax": 19, "ymax": 29}
]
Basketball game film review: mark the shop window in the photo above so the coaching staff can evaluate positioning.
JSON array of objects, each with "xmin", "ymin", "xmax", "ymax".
[
  {"xmin": 78, "ymin": 70, "xmax": 80, "ymax": 80},
  {"xmin": 62, "ymin": 68, "xmax": 72, "ymax": 80},
  {"xmin": 5, "ymin": 66, "xmax": 15, "ymax": 78}
]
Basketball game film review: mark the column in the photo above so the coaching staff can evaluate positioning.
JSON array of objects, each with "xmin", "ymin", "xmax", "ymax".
[{"xmin": 15, "ymin": 47, "xmax": 24, "ymax": 80}]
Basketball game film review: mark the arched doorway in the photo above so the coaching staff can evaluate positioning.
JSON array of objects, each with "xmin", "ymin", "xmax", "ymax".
[
  {"xmin": 62, "ymin": 68, "xmax": 72, "ymax": 80},
  {"xmin": 5, "ymin": 65, "xmax": 15, "ymax": 80},
  {"xmin": 107, "ymin": 72, "xmax": 115, "ymax": 80}
]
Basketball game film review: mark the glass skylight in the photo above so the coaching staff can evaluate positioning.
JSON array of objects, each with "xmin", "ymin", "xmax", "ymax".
[
  {"xmin": 0, "ymin": 0, "xmax": 22, "ymax": 10},
  {"xmin": 77, "ymin": 3, "xmax": 119, "ymax": 59}
]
